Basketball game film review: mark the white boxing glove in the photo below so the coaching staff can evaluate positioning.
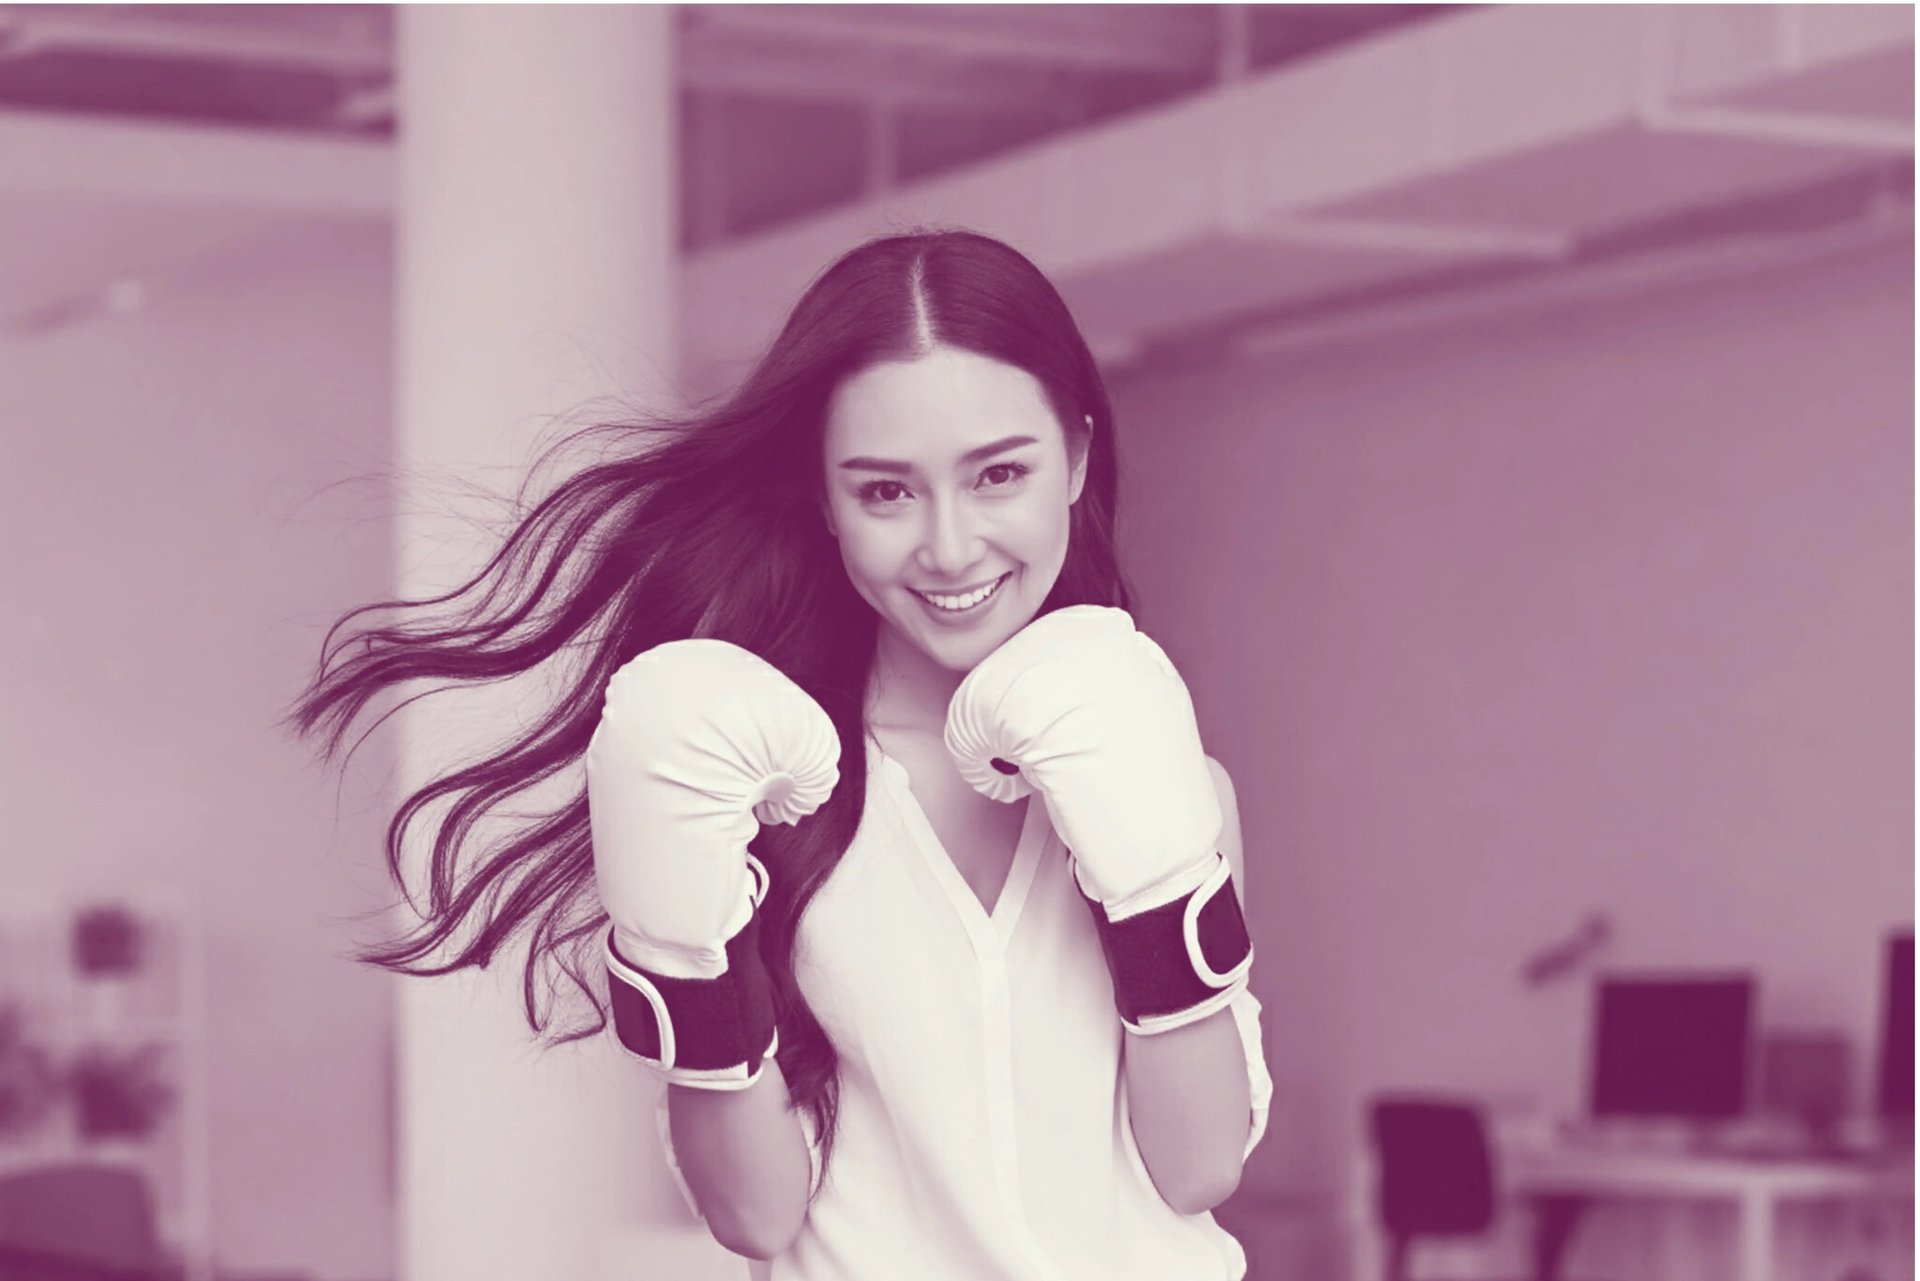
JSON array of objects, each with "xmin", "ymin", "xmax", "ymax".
[
  {"xmin": 586, "ymin": 639, "xmax": 839, "ymax": 1084},
  {"xmin": 945, "ymin": 606, "xmax": 1250, "ymax": 1034},
  {"xmin": 943, "ymin": 605, "xmax": 1221, "ymax": 909}
]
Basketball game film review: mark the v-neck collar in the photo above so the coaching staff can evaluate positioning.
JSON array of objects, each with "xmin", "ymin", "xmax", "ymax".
[{"xmin": 869, "ymin": 738, "xmax": 1045, "ymax": 949}]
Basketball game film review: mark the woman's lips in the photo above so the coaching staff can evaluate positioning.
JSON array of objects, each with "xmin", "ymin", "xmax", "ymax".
[
  {"xmin": 913, "ymin": 574, "xmax": 1006, "ymax": 597},
  {"xmin": 910, "ymin": 572, "xmax": 1011, "ymax": 616}
]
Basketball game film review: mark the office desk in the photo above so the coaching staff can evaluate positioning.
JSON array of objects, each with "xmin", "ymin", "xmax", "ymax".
[{"xmin": 1503, "ymin": 1140, "xmax": 1913, "ymax": 1281}]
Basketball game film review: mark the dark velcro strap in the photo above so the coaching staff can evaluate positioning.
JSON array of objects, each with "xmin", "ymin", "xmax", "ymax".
[
  {"xmin": 1079, "ymin": 857, "xmax": 1253, "ymax": 1027},
  {"xmin": 606, "ymin": 911, "xmax": 777, "ymax": 1073}
]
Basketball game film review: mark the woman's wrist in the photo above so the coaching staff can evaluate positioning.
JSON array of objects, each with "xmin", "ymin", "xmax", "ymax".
[
  {"xmin": 607, "ymin": 910, "xmax": 780, "ymax": 1089},
  {"xmin": 1075, "ymin": 849, "xmax": 1253, "ymax": 1036}
]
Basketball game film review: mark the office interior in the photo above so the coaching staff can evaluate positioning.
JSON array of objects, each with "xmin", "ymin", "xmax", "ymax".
[{"xmin": 0, "ymin": 6, "xmax": 1912, "ymax": 1281}]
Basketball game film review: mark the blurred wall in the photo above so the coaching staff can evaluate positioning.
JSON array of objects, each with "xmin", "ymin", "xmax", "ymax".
[
  {"xmin": 1111, "ymin": 233, "xmax": 1913, "ymax": 1273},
  {"xmin": 0, "ymin": 219, "xmax": 398, "ymax": 1281}
]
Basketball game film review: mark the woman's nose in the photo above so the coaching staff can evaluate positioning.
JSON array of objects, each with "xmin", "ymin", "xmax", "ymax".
[{"xmin": 917, "ymin": 494, "xmax": 984, "ymax": 578}]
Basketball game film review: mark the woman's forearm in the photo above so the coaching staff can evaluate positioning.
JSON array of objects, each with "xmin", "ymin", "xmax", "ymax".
[
  {"xmin": 667, "ymin": 1061, "xmax": 813, "ymax": 1259},
  {"xmin": 1122, "ymin": 1002, "xmax": 1253, "ymax": 1215}
]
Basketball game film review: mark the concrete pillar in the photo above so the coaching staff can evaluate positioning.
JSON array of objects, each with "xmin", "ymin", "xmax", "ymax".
[{"xmin": 392, "ymin": 9, "xmax": 738, "ymax": 1279}]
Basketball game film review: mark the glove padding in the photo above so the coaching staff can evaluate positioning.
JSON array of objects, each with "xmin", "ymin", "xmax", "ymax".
[
  {"xmin": 587, "ymin": 638, "xmax": 840, "ymax": 981},
  {"xmin": 943, "ymin": 605, "xmax": 1223, "ymax": 914}
]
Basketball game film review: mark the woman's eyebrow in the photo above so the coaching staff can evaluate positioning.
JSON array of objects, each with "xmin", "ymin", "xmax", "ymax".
[{"xmin": 838, "ymin": 434, "xmax": 1039, "ymax": 475}]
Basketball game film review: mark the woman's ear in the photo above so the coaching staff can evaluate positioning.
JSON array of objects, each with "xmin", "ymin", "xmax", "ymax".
[
  {"xmin": 819, "ymin": 490, "xmax": 839, "ymax": 540},
  {"xmin": 1068, "ymin": 413, "xmax": 1093, "ymax": 506}
]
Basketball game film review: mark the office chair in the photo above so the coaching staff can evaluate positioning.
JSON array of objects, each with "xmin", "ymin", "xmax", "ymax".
[
  {"xmin": 0, "ymin": 1163, "xmax": 174, "ymax": 1281},
  {"xmin": 1368, "ymin": 1096, "xmax": 1602, "ymax": 1281}
]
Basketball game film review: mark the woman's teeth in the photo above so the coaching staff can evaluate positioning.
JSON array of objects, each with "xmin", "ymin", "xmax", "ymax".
[{"xmin": 914, "ymin": 574, "xmax": 1008, "ymax": 613}]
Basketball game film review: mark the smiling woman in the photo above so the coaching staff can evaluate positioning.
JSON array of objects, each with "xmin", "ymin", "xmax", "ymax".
[
  {"xmin": 282, "ymin": 227, "xmax": 1272, "ymax": 1279},
  {"xmin": 822, "ymin": 348, "xmax": 1090, "ymax": 682}
]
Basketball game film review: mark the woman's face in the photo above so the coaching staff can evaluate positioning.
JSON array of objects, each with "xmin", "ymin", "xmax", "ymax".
[{"xmin": 821, "ymin": 346, "xmax": 1088, "ymax": 674}]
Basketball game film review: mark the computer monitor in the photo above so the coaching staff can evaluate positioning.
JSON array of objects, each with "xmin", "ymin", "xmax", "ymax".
[
  {"xmin": 1588, "ymin": 972, "xmax": 1755, "ymax": 1120},
  {"xmin": 1876, "ymin": 930, "xmax": 1913, "ymax": 1123}
]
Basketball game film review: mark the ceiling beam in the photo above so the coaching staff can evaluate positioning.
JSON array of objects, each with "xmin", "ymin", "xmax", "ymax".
[
  {"xmin": 1640, "ymin": 103, "xmax": 1914, "ymax": 155},
  {"xmin": 683, "ymin": 5, "xmax": 1218, "ymax": 77},
  {"xmin": 0, "ymin": 4, "xmax": 1103, "ymax": 120},
  {"xmin": 679, "ymin": 33, "xmax": 1075, "ymax": 114},
  {"xmin": 1250, "ymin": 215, "xmax": 1575, "ymax": 260},
  {"xmin": 0, "ymin": 5, "xmax": 386, "ymax": 74}
]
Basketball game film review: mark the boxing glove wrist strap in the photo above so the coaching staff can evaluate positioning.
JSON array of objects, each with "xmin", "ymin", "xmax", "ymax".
[
  {"xmin": 604, "ymin": 910, "xmax": 778, "ymax": 1091},
  {"xmin": 1076, "ymin": 850, "xmax": 1254, "ymax": 1036}
]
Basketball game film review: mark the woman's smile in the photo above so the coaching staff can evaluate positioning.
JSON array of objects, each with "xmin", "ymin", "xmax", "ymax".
[{"xmin": 909, "ymin": 571, "xmax": 1012, "ymax": 620}]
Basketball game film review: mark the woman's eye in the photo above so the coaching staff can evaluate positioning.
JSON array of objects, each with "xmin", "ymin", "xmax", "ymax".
[
  {"xmin": 858, "ymin": 480, "xmax": 909, "ymax": 505},
  {"xmin": 855, "ymin": 462, "xmax": 1029, "ymax": 507}
]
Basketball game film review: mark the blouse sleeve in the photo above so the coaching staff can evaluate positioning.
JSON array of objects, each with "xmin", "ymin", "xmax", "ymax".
[
  {"xmin": 653, "ymin": 1088, "xmax": 706, "ymax": 1222},
  {"xmin": 1228, "ymin": 985, "xmax": 1275, "ymax": 1164},
  {"xmin": 795, "ymin": 1100, "xmax": 826, "ymax": 1201}
]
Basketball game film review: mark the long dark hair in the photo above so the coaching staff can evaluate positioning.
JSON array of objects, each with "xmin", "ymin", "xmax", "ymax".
[{"xmin": 282, "ymin": 227, "xmax": 1136, "ymax": 1191}]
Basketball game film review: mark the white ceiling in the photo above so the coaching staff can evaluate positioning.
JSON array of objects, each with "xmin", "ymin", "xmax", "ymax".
[
  {"xmin": 671, "ymin": 4, "xmax": 1911, "ymax": 381},
  {"xmin": 0, "ymin": 4, "xmax": 1910, "ymax": 357},
  {"xmin": 0, "ymin": 5, "xmax": 1462, "ymax": 239},
  {"xmin": 0, "ymin": 3, "xmax": 1467, "ymax": 338}
]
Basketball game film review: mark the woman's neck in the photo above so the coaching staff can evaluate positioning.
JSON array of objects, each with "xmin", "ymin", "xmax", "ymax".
[{"xmin": 864, "ymin": 622, "xmax": 964, "ymax": 742}]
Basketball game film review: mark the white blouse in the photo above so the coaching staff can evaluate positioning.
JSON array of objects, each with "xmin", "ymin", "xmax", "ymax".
[{"xmin": 655, "ymin": 735, "xmax": 1274, "ymax": 1280}]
